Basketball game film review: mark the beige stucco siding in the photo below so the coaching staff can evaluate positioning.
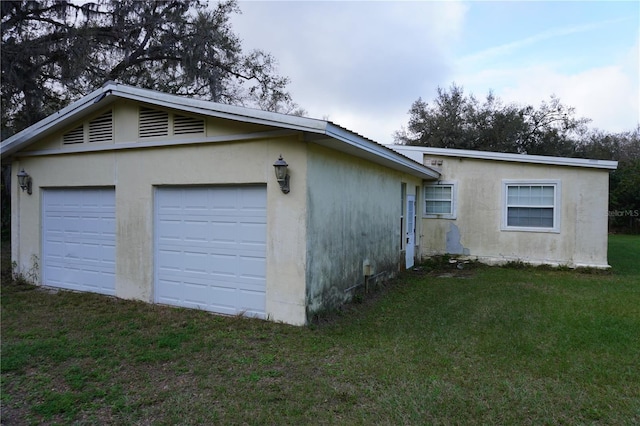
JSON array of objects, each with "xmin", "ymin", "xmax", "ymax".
[
  {"xmin": 420, "ymin": 156, "xmax": 610, "ymax": 268},
  {"xmin": 11, "ymin": 153, "xmax": 118, "ymax": 279},
  {"xmin": 305, "ymin": 144, "xmax": 420, "ymax": 318},
  {"xmin": 12, "ymin": 134, "xmax": 309, "ymax": 325}
]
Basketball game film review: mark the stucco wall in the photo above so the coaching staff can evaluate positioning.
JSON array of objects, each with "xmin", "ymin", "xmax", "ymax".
[
  {"xmin": 11, "ymin": 101, "xmax": 309, "ymax": 325},
  {"xmin": 305, "ymin": 144, "xmax": 421, "ymax": 318},
  {"xmin": 420, "ymin": 155, "xmax": 610, "ymax": 268}
]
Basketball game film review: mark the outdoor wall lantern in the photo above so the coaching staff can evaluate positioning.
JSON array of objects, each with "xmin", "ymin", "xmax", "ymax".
[
  {"xmin": 17, "ymin": 169, "xmax": 32, "ymax": 195},
  {"xmin": 273, "ymin": 155, "xmax": 290, "ymax": 194}
]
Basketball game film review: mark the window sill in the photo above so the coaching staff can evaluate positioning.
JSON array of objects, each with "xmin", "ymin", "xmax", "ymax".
[
  {"xmin": 501, "ymin": 226, "xmax": 560, "ymax": 234},
  {"xmin": 424, "ymin": 214, "xmax": 456, "ymax": 220}
]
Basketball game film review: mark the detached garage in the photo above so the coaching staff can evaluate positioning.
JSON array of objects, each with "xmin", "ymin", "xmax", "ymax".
[{"xmin": 2, "ymin": 82, "xmax": 439, "ymax": 325}]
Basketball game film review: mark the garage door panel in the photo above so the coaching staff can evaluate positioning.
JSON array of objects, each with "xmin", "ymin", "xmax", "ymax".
[
  {"xmin": 183, "ymin": 252, "xmax": 209, "ymax": 274},
  {"xmin": 47, "ymin": 257, "xmax": 114, "ymax": 273},
  {"xmin": 102, "ymin": 244, "xmax": 116, "ymax": 263},
  {"xmin": 75, "ymin": 243, "xmax": 100, "ymax": 261},
  {"xmin": 210, "ymin": 222, "xmax": 239, "ymax": 243},
  {"xmin": 43, "ymin": 189, "xmax": 116, "ymax": 296},
  {"xmin": 45, "ymin": 265, "xmax": 114, "ymax": 290},
  {"xmin": 158, "ymin": 279, "xmax": 214, "ymax": 300},
  {"xmin": 239, "ymin": 256, "xmax": 266, "ymax": 277},
  {"xmin": 240, "ymin": 186, "xmax": 267, "ymax": 205},
  {"xmin": 239, "ymin": 288, "xmax": 266, "ymax": 304},
  {"xmin": 209, "ymin": 254, "xmax": 238, "ymax": 275},
  {"xmin": 155, "ymin": 186, "xmax": 266, "ymax": 318},
  {"xmin": 156, "ymin": 278, "xmax": 182, "ymax": 297},
  {"xmin": 239, "ymin": 223, "xmax": 267, "ymax": 244}
]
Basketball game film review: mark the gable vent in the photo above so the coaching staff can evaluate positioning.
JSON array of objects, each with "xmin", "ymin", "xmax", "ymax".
[
  {"xmin": 174, "ymin": 114, "xmax": 205, "ymax": 135},
  {"xmin": 63, "ymin": 125, "xmax": 84, "ymax": 144},
  {"xmin": 88, "ymin": 110, "xmax": 113, "ymax": 143},
  {"xmin": 139, "ymin": 107, "xmax": 169, "ymax": 138}
]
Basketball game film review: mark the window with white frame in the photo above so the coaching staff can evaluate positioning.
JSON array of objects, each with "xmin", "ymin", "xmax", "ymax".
[
  {"xmin": 424, "ymin": 182, "xmax": 456, "ymax": 219},
  {"xmin": 502, "ymin": 180, "xmax": 560, "ymax": 232}
]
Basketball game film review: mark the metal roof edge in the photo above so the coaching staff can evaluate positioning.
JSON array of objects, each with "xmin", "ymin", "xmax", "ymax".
[
  {"xmin": 107, "ymin": 83, "xmax": 328, "ymax": 134},
  {"xmin": 3, "ymin": 84, "xmax": 434, "ymax": 180},
  {"xmin": 390, "ymin": 145, "xmax": 618, "ymax": 170},
  {"xmin": 1, "ymin": 86, "xmax": 109, "ymax": 158},
  {"xmin": 1, "ymin": 83, "xmax": 328, "ymax": 159},
  {"xmin": 325, "ymin": 124, "xmax": 440, "ymax": 179}
]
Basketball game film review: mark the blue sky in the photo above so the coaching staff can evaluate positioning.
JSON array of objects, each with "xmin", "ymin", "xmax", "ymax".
[{"xmin": 232, "ymin": 1, "xmax": 639, "ymax": 144}]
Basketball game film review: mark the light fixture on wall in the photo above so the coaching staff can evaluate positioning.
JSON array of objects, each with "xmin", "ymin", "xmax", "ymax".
[
  {"xmin": 273, "ymin": 155, "xmax": 290, "ymax": 194},
  {"xmin": 17, "ymin": 169, "xmax": 32, "ymax": 195}
]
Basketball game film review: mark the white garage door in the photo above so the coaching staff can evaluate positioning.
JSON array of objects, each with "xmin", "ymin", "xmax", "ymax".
[
  {"xmin": 42, "ymin": 188, "xmax": 116, "ymax": 295},
  {"xmin": 155, "ymin": 186, "xmax": 267, "ymax": 318}
]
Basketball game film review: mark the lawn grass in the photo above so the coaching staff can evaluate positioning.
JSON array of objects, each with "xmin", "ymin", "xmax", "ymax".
[{"xmin": 2, "ymin": 235, "xmax": 639, "ymax": 424}]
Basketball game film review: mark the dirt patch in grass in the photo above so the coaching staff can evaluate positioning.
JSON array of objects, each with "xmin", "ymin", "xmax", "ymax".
[{"xmin": 410, "ymin": 256, "xmax": 481, "ymax": 279}]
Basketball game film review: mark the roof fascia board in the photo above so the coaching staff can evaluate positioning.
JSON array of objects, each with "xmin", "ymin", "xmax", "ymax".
[
  {"xmin": 325, "ymin": 124, "xmax": 440, "ymax": 179},
  {"xmin": 1, "ymin": 86, "xmax": 108, "ymax": 158},
  {"xmin": 108, "ymin": 84, "xmax": 328, "ymax": 134},
  {"xmin": 393, "ymin": 145, "xmax": 618, "ymax": 170}
]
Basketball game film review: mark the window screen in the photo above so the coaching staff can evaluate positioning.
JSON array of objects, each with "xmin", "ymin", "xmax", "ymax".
[{"xmin": 506, "ymin": 185, "xmax": 556, "ymax": 228}]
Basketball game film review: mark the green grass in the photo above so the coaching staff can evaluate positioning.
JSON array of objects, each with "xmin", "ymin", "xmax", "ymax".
[
  {"xmin": 608, "ymin": 233, "xmax": 640, "ymax": 275},
  {"xmin": 2, "ymin": 235, "xmax": 639, "ymax": 424}
]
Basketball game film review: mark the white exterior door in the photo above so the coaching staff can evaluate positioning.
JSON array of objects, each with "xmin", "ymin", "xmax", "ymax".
[
  {"xmin": 405, "ymin": 195, "xmax": 416, "ymax": 269},
  {"xmin": 154, "ymin": 186, "xmax": 267, "ymax": 318},
  {"xmin": 42, "ymin": 188, "xmax": 116, "ymax": 295}
]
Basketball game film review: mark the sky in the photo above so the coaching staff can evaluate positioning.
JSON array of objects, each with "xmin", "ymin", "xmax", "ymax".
[{"xmin": 231, "ymin": 1, "xmax": 640, "ymax": 145}]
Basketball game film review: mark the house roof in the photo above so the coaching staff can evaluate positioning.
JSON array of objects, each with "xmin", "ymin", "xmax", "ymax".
[
  {"xmin": 390, "ymin": 145, "xmax": 618, "ymax": 170},
  {"xmin": 1, "ymin": 82, "xmax": 440, "ymax": 179}
]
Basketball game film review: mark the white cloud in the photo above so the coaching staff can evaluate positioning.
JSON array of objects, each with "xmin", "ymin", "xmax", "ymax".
[
  {"xmin": 462, "ymin": 38, "xmax": 640, "ymax": 133},
  {"xmin": 455, "ymin": 24, "xmax": 639, "ymax": 133},
  {"xmin": 233, "ymin": 1, "xmax": 468, "ymax": 143},
  {"xmin": 232, "ymin": 1, "xmax": 638, "ymax": 142}
]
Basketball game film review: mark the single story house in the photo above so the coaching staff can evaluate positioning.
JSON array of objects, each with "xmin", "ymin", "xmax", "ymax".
[
  {"xmin": 391, "ymin": 145, "xmax": 617, "ymax": 269},
  {"xmin": 1, "ymin": 82, "xmax": 439, "ymax": 325},
  {"xmin": 2, "ymin": 83, "xmax": 617, "ymax": 325}
]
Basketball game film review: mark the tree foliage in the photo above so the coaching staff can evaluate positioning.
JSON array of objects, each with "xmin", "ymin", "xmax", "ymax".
[
  {"xmin": 578, "ymin": 127, "xmax": 640, "ymax": 232},
  {"xmin": 1, "ymin": 0, "xmax": 304, "ymax": 138},
  {"xmin": 394, "ymin": 83, "xmax": 590, "ymax": 157}
]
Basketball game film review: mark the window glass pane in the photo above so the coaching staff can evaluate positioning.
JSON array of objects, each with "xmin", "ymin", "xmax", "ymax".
[
  {"xmin": 424, "ymin": 185, "xmax": 453, "ymax": 215},
  {"xmin": 425, "ymin": 187, "xmax": 437, "ymax": 199},
  {"xmin": 518, "ymin": 186, "xmax": 529, "ymax": 205},
  {"xmin": 529, "ymin": 186, "xmax": 542, "ymax": 205},
  {"xmin": 426, "ymin": 200, "xmax": 451, "ymax": 214},
  {"xmin": 425, "ymin": 186, "xmax": 452, "ymax": 200},
  {"xmin": 425, "ymin": 184, "xmax": 454, "ymax": 215},
  {"xmin": 542, "ymin": 186, "xmax": 554, "ymax": 205},
  {"xmin": 507, "ymin": 207, "xmax": 554, "ymax": 227},
  {"xmin": 507, "ymin": 186, "xmax": 520, "ymax": 204},
  {"xmin": 507, "ymin": 185, "xmax": 554, "ymax": 206}
]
